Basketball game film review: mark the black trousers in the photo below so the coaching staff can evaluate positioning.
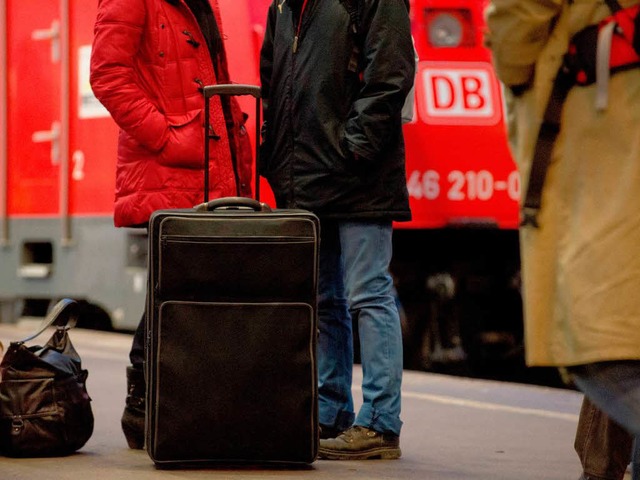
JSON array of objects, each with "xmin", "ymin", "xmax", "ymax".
[{"xmin": 130, "ymin": 311, "xmax": 145, "ymax": 368}]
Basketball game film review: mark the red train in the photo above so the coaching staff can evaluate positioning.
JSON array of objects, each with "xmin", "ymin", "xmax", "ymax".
[{"xmin": 0, "ymin": 0, "xmax": 522, "ymax": 373}]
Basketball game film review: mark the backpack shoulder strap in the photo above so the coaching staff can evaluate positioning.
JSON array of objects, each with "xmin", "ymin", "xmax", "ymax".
[
  {"xmin": 339, "ymin": 0, "xmax": 361, "ymax": 35},
  {"xmin": 339, "ymin": 0, "xmax": 363, "ymax": 72},
  {"xmin": 339, "ymin": 0, "xmax": 411, "ymax": 73},
  {"xmin": 338, "ymin": 0, "xmax": 410, "ymax": 38},
  {"xmin": 604, "ymin": 0, "xmax": 623, "ymax": 13}
]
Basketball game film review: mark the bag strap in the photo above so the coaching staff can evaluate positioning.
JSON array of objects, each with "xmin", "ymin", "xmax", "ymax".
[
  {"xmin": 338, "ymin": 0, "xmax": 363, "ymax": 72},
  {"xmin": 520, "ymin": 68, "xmax": 574, "ymax": 228},
  {"xmin": 604, "ymin": 0, "xmax": 623, "ymax": 13},
  {"xmin": 339, "ymin": 0, "xmax": 410, "ymax": 32},
  {"xmin": 339, "ymin": 0, "xmax": 360, "ymax": 35},
  {"xmin": 521, "ymin": 1, "xmax": 640, "ymax": 227},
  {"xmin": 339, "ymin": 0, "xmax": 410, "ymax": 73},
  {"xmin": 16, "ymin": 298, "xmax": 78, "ymax": 345}
]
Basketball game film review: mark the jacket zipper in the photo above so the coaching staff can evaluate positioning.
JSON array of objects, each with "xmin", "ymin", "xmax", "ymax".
[
  {"xmin": 288, "ymin": 0, "xmax": 314, "ymax": 206},
  {"xmin": 292, "ymin": 0, "xmax": 311, "ymax": 53}
]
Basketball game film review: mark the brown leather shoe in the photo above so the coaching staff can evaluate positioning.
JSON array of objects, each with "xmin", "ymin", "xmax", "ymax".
[{"xmin": 318, "ymin": 425, "xmax": 401, "ymax": 460}]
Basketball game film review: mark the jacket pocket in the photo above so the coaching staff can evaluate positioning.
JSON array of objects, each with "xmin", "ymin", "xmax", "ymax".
[
  {"xmin": 338, "ymin": 131, "xmax": 372, "ymax": 177},
  {"xmin": 158, "ymin": 110, "xmax": 204, "ymax": 169}
]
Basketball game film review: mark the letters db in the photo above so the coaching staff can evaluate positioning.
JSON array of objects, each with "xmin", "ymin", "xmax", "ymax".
[{"xmin": 420, "ymin": 62, "xmax": 502, "ymax": 126}]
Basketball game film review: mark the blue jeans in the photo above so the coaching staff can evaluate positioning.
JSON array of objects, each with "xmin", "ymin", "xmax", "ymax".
[
  {"xmin": 317, "ymin": 220, "xmax": 403, "ymax": 436},
  {"xmin": 569, "ymin": 361, "xmax": 640, "ymax": 436}
]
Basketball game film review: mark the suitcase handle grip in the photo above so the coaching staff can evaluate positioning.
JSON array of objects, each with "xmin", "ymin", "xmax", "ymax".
[
  {"xmin": 203, "ymin": 84, "xmax": 261, "ymax": 99},
  {"xmin": 203, "ymin": 84, "xmax": 262, "ymax": 202},
  {"xmin": 194, "ymin": 197, "xmax": 272, "ymax": 213}
]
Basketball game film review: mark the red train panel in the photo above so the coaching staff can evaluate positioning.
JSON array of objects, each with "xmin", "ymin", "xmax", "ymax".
[
  {"xmin": 6, "ymin": 0, "xmax": 61, "ymax": 216},
  {"xmin": 404, "ymin": 0, "xmax": 518, "ymax": 229}
]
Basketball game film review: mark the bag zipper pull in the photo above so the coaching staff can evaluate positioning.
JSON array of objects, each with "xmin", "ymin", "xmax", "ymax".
[
  {"xmin": 11, "ymin": 416, "xmax": 24, "ymax": 436},
  {"xmin": 293, "ymin": 35, "xmax": 299, "ymax": 53}
]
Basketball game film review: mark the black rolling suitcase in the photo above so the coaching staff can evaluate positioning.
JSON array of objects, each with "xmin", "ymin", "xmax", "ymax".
[{"xmin": 145, "ymin": 85, "xmax": 319, "ymax": 466}]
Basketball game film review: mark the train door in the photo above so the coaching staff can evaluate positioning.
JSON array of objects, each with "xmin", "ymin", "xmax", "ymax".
[
  {"xmin": 0, "ymin": 1, "xmax": 144, "ymax": 330},
  {"xmin": 6, "ymin": 0, "xmax": 62, "ymax": 219},
  {"xmin": 68, "ymin": 4, "xmax": 118, "ymax": 219}
]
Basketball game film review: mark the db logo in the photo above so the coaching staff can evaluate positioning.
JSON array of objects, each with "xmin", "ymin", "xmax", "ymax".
[{"xmin": 419, "ymin": 62, "xmax": 503, "ymax": 126}]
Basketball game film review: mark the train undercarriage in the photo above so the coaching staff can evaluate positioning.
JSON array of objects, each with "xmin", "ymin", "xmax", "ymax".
[{"xmin": 390, "ymin": 228, "xmax": 563, "ymax": 386}]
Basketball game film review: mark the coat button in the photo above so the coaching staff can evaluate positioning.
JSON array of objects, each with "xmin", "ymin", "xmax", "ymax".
[{"xmin": 159, "ymin": 51, "xmax": 165, "ymax": 57}]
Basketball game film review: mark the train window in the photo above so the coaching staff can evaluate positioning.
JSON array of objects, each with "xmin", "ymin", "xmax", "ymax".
[
  {"xmin": 18, "ymin": 241, "xmax": 53, "ymax": 279},
  {"xmin": 126, "ymin": 230, "xmax": 148, "ymax": 269},
  {"xmin": 424, "ymin": 8, "xmax": 475, "ymax": 48}
]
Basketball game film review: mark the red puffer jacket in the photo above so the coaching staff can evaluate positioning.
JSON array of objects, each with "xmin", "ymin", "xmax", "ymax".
[{"xmin": 90, "ymin": 0, "xmax": 252, "ymax": 227}]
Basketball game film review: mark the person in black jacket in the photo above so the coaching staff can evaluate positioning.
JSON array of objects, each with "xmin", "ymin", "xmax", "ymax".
[{"xmin": 260, "ymin": 0, "xmax": 415, "ymax": 460}]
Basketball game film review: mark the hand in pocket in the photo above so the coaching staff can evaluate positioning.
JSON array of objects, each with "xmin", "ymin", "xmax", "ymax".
[{"xmin": 158, "ymin": 110, "xmax": 205, "ymax": 169}]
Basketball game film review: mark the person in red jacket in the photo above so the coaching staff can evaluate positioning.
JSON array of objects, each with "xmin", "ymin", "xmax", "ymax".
[{"xmin": 90, "ymin": 0, "xmax": 252, "ymax": 449}]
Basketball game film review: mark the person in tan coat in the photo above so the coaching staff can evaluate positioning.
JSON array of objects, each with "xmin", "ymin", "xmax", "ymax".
[{"xmin": 484, "ymin": 0, "xmax": 640, "ymax": 451}]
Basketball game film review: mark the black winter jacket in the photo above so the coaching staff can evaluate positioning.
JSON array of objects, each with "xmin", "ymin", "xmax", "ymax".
[{"xmin": 259, "ymin": 0, "xmax": 415, "ymax": 221}]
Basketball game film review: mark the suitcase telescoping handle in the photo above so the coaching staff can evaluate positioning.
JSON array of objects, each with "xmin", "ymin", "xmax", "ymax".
[
  {"xmin": 194, "ymin": 196, "xmax": 272, "ymax": 213},
  {"xmin": 203, "ymin": 84, "xmax": 262, "ymax": 203}
]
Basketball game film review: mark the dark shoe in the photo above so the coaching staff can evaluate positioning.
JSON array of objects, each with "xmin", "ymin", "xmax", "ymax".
[
  {"xmin": 318, "ymin": 425, "xmax": 401, "ymax": 460},
  {"xmin": 320, "ymin": 423, "xmax": 345, "ymax": 440},
  {"xmin": 121, "ymin": 365, "xmax": 145, "ymax": 449}
]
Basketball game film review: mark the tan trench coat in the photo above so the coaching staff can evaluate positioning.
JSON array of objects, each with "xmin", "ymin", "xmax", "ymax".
[{"xmin": 485, "ymin": 0, "xmax": 640, "ymax": 367}]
